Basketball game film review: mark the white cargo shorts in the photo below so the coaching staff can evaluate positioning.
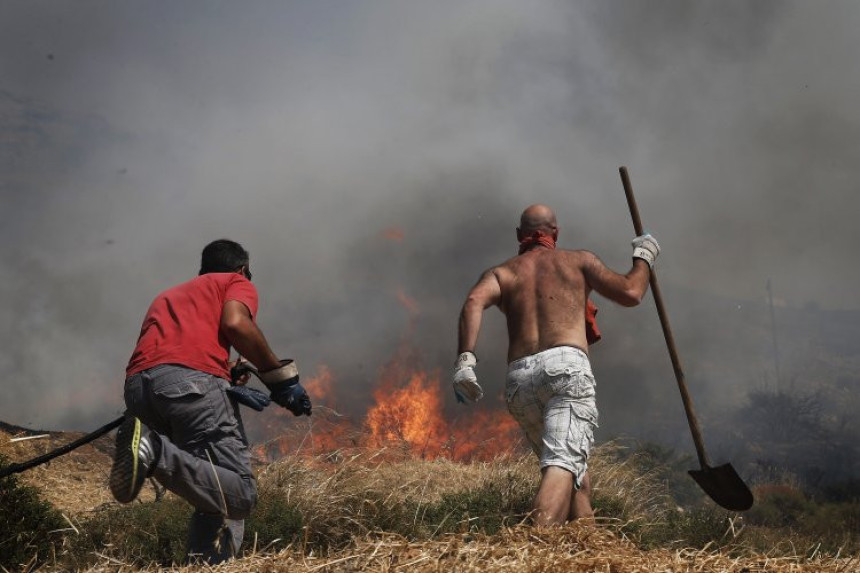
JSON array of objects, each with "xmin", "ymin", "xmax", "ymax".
[{"xmin": 505, "ymin": 346, "xmax": 599, "ymax": 488}]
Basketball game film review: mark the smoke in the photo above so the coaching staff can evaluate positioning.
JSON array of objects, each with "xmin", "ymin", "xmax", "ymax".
[{"xmin": 2, "ymin": 0, "xmax": 860, "ymax": 488}]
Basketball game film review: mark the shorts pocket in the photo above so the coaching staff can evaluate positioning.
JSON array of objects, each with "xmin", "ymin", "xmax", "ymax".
[
  {"xmin": 570, "ymin": 402, "xmax": 598, "ymax": 427},
  {"xmin": 543, "ymin": 355, "xmax": 577, "ymax": 378},
  {"xmin": 569, "ymin": 402, "xmax": 598, "ymax": 458},
  {"xmin": 547, "ymin": 369, "xmax": 595, "ymax": 399}
]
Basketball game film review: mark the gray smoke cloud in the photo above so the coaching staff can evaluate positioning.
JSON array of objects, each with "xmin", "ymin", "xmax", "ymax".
[{"xmin": 2, "ymin": 0, "xmax": 859, "ymax": 484}]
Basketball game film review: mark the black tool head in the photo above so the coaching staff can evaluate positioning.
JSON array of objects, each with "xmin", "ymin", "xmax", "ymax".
[{"xmin": 689, "ymin": 463, "xmax": 754, "ymax": 511}]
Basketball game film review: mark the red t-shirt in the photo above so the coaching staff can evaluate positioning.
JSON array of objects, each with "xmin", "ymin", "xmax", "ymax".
[{"xmin": 126, "ymin": 273, "xmax": 259, "ymax": 380}]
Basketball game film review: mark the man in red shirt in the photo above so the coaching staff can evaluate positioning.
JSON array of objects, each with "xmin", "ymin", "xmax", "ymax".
[{"xmin": 110, "ymin": 239, "xmax": 311, "ymax": 564}]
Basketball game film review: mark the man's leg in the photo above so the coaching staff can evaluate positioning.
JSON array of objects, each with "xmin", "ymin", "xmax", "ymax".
[
  {"xmin": 569, "ymin": 470, "xmax": 594, "ymax": 521},
  {"xmin": 183, "ymin": 412, "xmax": 253, "ymax": 564},
  {"xmin": 532, "ymin": 466, "xmax": 573, "ymax": 526},
  {"xmin": 126, "ymin": 367, "xmax": 256, "ymax": 519},
  {"xmin": 187, "ymin": 512, "xmax": 244, "ymax": 565},
  {"xmin": 537, "ymin": 349, "xmax": 597, "ymax": 524},
  {"xmin": 125, "ymin": 366, "xmax": 256, "ymax": 563},
  {"xmin": 152, "ymin": 433, "xmax": 256, "ymax": 519}
]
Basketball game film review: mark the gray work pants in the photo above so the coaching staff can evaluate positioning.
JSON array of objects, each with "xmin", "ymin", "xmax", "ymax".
[{"xmin": 124, "ymin": 364, "xmax": 257, "ymax": 563}]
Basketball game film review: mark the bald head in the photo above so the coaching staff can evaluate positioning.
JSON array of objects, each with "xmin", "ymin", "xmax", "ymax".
[{"xmin": 518, "ymin": 204, "xmax": 558, "ymax": 235}]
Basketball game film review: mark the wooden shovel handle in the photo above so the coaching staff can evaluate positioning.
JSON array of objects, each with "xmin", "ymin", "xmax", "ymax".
[{"xmin": 619, "ymin": 167, "xmax": 711, "ymax": 468}]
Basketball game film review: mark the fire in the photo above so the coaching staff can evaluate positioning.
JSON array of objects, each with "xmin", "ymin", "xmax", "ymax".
[
  {"xmin": 364, "ymin": 368, "xmax": 524, "ymax": 461},
  {"xmin": 245, "ymin": 361, "xmax": 524, "ymax": 463},
  {"xmin": 245, "ymin": 289, "xmax": 526, "ymax": 463},
  {"xmin": 365, "ymin": 371, "xmax": 447, "ymax": 457},
  {"xmin": 304, "ymin": 364, "xmax": 334, "ymax": 403},
  {"xmin": 449, "ymin": 408, "xmax": 523, "ymax": 461}
]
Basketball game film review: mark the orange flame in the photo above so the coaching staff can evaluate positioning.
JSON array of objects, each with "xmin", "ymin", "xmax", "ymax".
[
  {"xmin": 304, "ymin": 364, "xmax": 334, "ymax": 404},
  {"xmin": 365, "ymin": 371, "xmax": 447, "ymax": 457},
  {"xmin": 363, "ymin": 368, "xmax": 523, "ymax": 461},
  {"xmin": 246, "ymin": 361, "xmax": 524, "ymax": 463},
  {"xmin": 245, "ymin": 289, "xmax": 526, "ymax": 463},
  {"xmin": 449, "ymin": 408, "xmax": 523, "ymax": 461}
]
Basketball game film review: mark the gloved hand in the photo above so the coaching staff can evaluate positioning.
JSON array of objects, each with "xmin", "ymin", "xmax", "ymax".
[
  {"xmin": 259, "ymin": 359, "xmax": 312, "ymax": 416},
  {"xmin": 452, "ymin": 351, "xmax": 484, "ymax": 404},
  {"xmin": 226, "ymin": 385, "xmax": 272, "ymax": 411},
  {"xmin": 230, "ymin": 360, "xmax": 255, "ymax": 384},
  {"xmin": 632, "ymin": 233, "xmax": 660, "ymax": 268}
]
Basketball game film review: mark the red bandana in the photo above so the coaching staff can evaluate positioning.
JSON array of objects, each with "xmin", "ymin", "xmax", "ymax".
[
  {"xmin": 517, "ymin": 230, "xmax": 602, "ymax": 345},
  {"xmin": 585, "ymin": 299, "xmax": 602, "ymax": 345},
  {"xmin": 518, "ymin": 231, "xmax": 557, "ymax": 254}
]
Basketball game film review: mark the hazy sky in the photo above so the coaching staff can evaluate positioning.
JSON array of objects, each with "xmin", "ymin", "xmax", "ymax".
[{"xmin": 2, "ymin": 1, "xmax": 859, "ymax": 435}]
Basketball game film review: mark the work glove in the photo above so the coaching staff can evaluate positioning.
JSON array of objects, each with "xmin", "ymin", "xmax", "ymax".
[
  {"xmin": 226, "ymin": 385, "xmax": 272, "ymax": 411},
  {"xmin": 632, "ymin": 233, "xmax": 660, "ymax": 268},
  {"xmin": 230, "ymin": 360, "xmax": 255, "ymax": 384},
  {"xmin": 452, "ymin": 351, "xmax": 484, "ymax": 404},
  {"xmin": 259, "ymin": 359, "xmax": 312, "ymax": 417}
]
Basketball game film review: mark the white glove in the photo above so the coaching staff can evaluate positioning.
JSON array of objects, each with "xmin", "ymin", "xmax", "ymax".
[
  {"xmin": 452, "ymin": 351, "xmax": 484, "ymax": 403},
  {"xmin": 632, "ymin": 233, "xmax": 660, "ymax": 268}
]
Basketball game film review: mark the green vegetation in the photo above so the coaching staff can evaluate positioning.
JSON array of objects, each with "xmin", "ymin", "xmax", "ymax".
[
  {"xmin": 243, "ymin": 488, "xmax": 304, "ymax": 552},
  {"xmin": 608, "ymin": 441, "xmax": 860, "ymax": 557},
  {"xmin": 744, "ymin": 488, "xmax": 860, "ymax": 555},
  {"xmin": 65, "ymin": 497, "xmax": 193, "ymax": 568},
  {"xmin": 393, "ymin": 481, "xmax": 533, "ymax": 537},
  {"xmin": 0, "ymin": 455, "xmax": 67, "ymax": 571}
]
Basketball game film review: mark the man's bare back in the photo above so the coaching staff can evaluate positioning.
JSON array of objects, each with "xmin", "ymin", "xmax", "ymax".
[
  {"xmin": 493, "ymin": 248, "xmax": 592, "ymax": 362},
  {"xmin": 458, "ymin": 243, "xmax": 652, "ymax": 363}
]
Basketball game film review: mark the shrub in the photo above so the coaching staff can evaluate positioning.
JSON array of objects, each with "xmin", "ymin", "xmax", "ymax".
[
  {"xmin": 64, "ymin": 497, "xmax": 192, "ymax": 569},
  {"xmin": 746, "ymin": 485, "xmax": 811, "ymax": 528},
  {"xmin": 66, "ymin": 489, "xmax": 306, "ymax": 567},
  {"xmin": 640, "ymin": 506, "xmax": 740, "ymax": 550},
  {"xmin": 0, "ymin": 456, "xmax": 66, "ymax": 571},
  {"xmin": 243, "ymin": 489, "xmax": 304, "ymax": 554},
  {"xmin": 794, "ymin": 500, "xmax": 860, "ymax": 555},
  {"xmin": 417, "ymin": 481, "xmax": 532, "ymax": 536}
]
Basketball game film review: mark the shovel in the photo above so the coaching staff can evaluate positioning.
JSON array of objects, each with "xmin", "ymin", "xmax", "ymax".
[{"xmin": 619, "ymin": 166, "xmax": 754, "ymax": 511}]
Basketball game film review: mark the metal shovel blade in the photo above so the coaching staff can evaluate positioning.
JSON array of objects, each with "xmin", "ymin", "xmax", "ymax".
[{"xmin": 688, "ymin": 463, "xmax": 754, "ymax": 511}]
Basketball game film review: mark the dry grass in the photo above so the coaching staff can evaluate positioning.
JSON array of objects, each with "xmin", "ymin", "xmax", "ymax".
[
  {"xmin": 250, "ymin": 441, "xmax": 667, "ymax": 542},
  {"xmin": 3, "ymin": 425, "xmax": 858, "ymax": 572},
  {"xmin": 0, "ymin": 423, "xmax": 161, "ymax": 515},
  {"xmin": 71, "ymin": 524, "xmax": 858, "ymax": 572}
]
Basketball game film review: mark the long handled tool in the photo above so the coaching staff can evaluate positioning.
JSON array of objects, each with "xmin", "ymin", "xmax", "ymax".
[
  {"xmin": 0, "ymin": 357, "xmax": 274, "ymax": 479},
  {"xmin": 619, "ymin": 166, "xmax": 754, "ymax": 511},
  {"xmin": 0, "ymin": 415, "xmax": 125, "ymax": 479}
]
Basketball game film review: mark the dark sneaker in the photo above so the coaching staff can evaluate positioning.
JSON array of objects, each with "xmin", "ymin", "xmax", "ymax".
[{"xmin": 109, "ymin": 415, "xmax": 157, "ymax": 503}]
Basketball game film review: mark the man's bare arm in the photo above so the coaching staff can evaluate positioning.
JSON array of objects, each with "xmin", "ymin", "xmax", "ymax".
[
  {"xmin": 457, "ymin": 269, "xmax": 503, "ymax": 353},
  {"xmin": 221, "ymin": 300, "xmax": 282, "ymax": 372},
  {"xmin": 581, "ymin": 252, "xmax": 651, "ymax": 307}
]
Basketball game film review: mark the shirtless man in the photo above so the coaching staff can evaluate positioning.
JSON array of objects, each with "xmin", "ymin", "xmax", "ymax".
[{"xmin": 453, "ymin": 204, "xmax": 659, "ymax": 525}]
